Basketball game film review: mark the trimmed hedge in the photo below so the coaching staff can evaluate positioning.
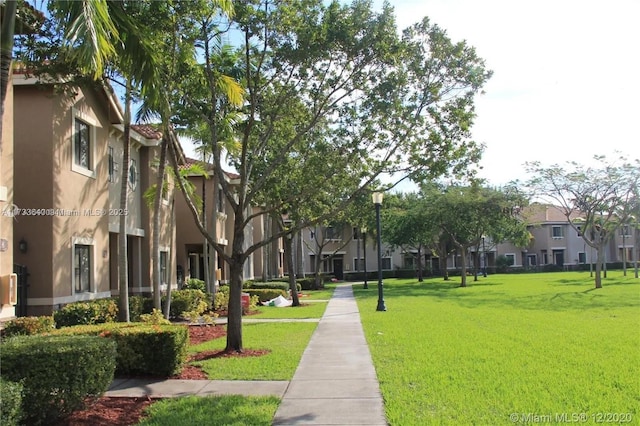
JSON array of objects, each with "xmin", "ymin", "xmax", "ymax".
[
  {"xmin": 50, "ymin": 323, "xmax": 188, "ymax": 377},
  {"xmin": 2, "ymin": 316, "xmax": 55, "ymax": 337},
  {"xmin": 0, "ymin": 335, "xmax": 116, "ymax": 425},
  {"xmin": 0, "ymin": 379, "xmax": 23, "ymax": 426},
  {"xmin": 168, "ymin": 289, "xmax": 211, "ymax": 319},
  {"xmin": 245, "ymin": 288, "xmax": 287, "ymax": 302},
  {"xmin": 53, "ymin": 299, "xmax": 118, "ymax": 327}
]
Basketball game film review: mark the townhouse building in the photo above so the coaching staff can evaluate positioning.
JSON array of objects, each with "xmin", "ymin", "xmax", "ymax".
[{"xmin": 11, "ymin": 73, "xmax": 176, "ymax": 316}]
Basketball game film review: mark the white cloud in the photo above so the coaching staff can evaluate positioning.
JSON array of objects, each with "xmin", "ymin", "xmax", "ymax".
[{"xmin": 381, "ymin": 0, "xmax": 640, "ymax": 185}]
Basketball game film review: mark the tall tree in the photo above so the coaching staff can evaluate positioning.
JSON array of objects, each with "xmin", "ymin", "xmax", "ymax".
[
  {"xmin": 170, "ymin": 0, "xmax": 491, "ymax": 351},
  {"xmin": 526, "ymin": 156, "xmax": 640, "ymax": 288}
]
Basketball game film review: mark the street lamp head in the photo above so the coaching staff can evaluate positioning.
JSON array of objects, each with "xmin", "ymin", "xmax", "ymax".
[{"xmin": 372, "ymin": 192, "xmax": 384, "ymax": 205}]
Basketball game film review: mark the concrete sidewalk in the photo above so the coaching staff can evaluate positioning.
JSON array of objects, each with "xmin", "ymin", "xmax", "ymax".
[
  {"xmin": 272, "ymin": 284, "xmax": 387, "ymax": 425},
  {"xmin": 104, "ymin": 283, "xmax": 387, "ymax": 425}
]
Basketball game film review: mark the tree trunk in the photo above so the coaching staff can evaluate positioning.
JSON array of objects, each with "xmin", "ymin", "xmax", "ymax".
[
  {"xmin": 622, "ymin": 236, "xmax": 627, "ymax": 276},
  {"xmin": 226, "ymin": 217, "xmax": 246, "ymax": 352},
  {"xmin": 635, "ymin": 227, "xmax": 639, "ymax": 279},
  {"xmin": 459, "ymin": 247, "xmax": 467, "ymax": 287},
  {"xmin": 152, "ymin": 136, "xmax": 168, "ymax": 310},
  {"xmin": 0, "ymin": 0, "xmax": 17, "ymax": 149},
  {"xmin": 416, "ymin": 246, "xmax": 424, "ymax": 282},
  {"xmin": 440, "ymin": 240, "xmax": 449, "ymax": 280},
  {"xmin": 594, "ymin": 247, "xmax": 604, "ymax": 289},
  {"xmin": 202, "ymin": 177, "xmax": 210, "ymax": 291},
  {"xmin": 284, "ymin": 234, "xmax": 300, "ymax": 306},
  {"xmin": 118, "ymin": 82, "xmax": 133, "ymax": 322},
  {"xmin": 164, "ymin": 197, "xmax": 176, "ymax": 319}
]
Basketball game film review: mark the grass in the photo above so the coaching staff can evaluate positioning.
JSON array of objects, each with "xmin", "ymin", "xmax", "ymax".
[
  {"xmin": 250, "ymin": 301, "xmax": 328, "ymax": 319},
  {"xmin": 136, "ymin": 395, "xmax": 279, "ymax": 426},
  {"xmin": 299, "ymin": 283, "xmax": 336, "ymax": 300},
  {"xmin": 355, "ymin": 271, "xmax": 640, "ymax": 425},
  {"xmin": 189, "ymin": 322, "xmax": 317, "ymax": 380}
]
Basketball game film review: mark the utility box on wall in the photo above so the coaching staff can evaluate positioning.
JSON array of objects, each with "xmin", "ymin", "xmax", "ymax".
[{"xmin": 1, "ymin": 273, "xmax": 18, "ymax": 306}]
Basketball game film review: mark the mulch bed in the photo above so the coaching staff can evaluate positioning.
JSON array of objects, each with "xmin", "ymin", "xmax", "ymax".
[{"xmin": 59, "ymin": 324, "xmax": 268, "ymax": 425}]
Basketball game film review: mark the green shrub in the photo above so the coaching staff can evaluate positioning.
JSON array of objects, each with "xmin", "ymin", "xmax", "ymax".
[
  {"xmin": 214, "ymin": 290, "xmax": 230, "ymax": 311},
  {"xmin": 2, "ymin": 316, "xmax": 55, "ymax": 337},
  {"xmin": 50, "ymin": 323, "xmax": 188, "ymax": 377},
  {"xmin": 218, "ymin": 284, "xmax": 230, "ymax": 294},
  {"xmin": 168, "ymin": 289, "xmax": 211, "ymax": 319},
  {"xmin": 244, "ymin": 281, "xmax": 289, "ymax": 291},
  {"xmin": 183, "ymin": 278, "xmax": 206, "ymax": 291},
  {"xmin": 53, "ymin": 298, "xmax": 118, "ymax": 327},
  {"xmin": 245, "ymin": 288, "xmax": 287, "ymax": 302},
  {"xmin": 0, "ymin": 335, "xmax": 116, "ymax": 425},
  {"xmin": 297, "ymin": 277, "xmax": 322, "ymax": 290},
  {"xmin": 140, "ymin": 308, "xmax": 171, "ymax": 325},
  {"xmin": 129, "ymin": 295, "xmax": 154, "ymax": 322},
  {"xmin": 0, "ymin": 379, "xmax": 23, "ymax": 426}
]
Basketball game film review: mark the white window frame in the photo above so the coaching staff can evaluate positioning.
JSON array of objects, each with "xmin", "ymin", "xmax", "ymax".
[
  {"xmin": 504, "ymin": 253, "xmax": 516, "ymax": 267},
  {"xmin": 72, "ymin": 237, "xmax": 94, "ymax": 294},
  {"xmin": 71, "ymin": 108, "xmax": 97, "ymax": 178},
  {"xmin": 551, "ymin": 225, "xmax": 563, "ymax": 239},
  {"xmin": 578, "ymin": 252, "xmax": 586, "ymax": 264},
  {"xmin": 128, "ymin": 159, "xmax": 138, "ymax": 190},
  {"xmin": 381, "ymin": 257, "xmax": 392, "ymax": 270},
  {"xmin": 353, "ymin": 257, "xmax": 365, "ymax": 271},
  {"xmin": 160, "ymin": 250, "xmax": 169, "ymax": 286}
]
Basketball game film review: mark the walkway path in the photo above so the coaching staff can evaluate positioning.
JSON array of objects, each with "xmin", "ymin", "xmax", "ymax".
[
  {"xmin": 105, "ymin": 283, "xmax": 387, "ymax": 425},
  {"xmin": 272, "ymin": 284, "xmax": 387, "ymax": 425}
]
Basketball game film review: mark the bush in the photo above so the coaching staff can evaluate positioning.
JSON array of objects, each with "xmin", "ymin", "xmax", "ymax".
[
  {"xmin": 183, "ymin": 278, "xmax": 206, "ymax": 291},
  {"xmin": 214, "ymin": 290, "xmax": 230, "ymax": 311},
  {"xmin": 2, "ymin": 316, "xmax": 55, "ymax": 337},
  {"xmin": 50, "ymin": 323, "xmax": 188, "ymax": 377},
  {"xmin": 243, "ymin": 281, "xmax": 288, "ymax": 290},
  {"xmin": 0, "ymin": 335, "xmax": 116, "ymax": 425},
  {"xmin": 129, "ymin": 295, "xmax": 154, "ymax": 322},
  {"xmin": 0, "ymin": 379, "xmax": 23, "ymax": 426},
  {"xmin": 245, "ymin": 288, "xmax": 287, "ymax": 302},
  {"xmin": 168, "ymin": 289, "xmax": 211, "ymax": 319},
  {"xmin": 139, "ymin": 309, "xmax": 171, "ymax": 325},
  {"xmin": 53, "ymin": 299, "xmax": 118, "ymax": 327}
]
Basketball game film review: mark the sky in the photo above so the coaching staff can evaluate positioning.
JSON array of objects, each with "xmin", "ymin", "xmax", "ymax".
[
  {"xmin": 180, "ymin": 0, "xmax": 640, "ymax": 188},
  {"xmin": 379, "ymin": 0, "xmax": 640, "ymax": 186}
]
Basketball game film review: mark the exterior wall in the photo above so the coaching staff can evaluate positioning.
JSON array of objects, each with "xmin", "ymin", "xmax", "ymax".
[{"xmin": 0, "ymin": 70, "xmax": 15, "ymax": 320}]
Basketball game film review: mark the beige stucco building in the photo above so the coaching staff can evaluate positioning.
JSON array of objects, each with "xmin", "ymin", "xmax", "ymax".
[{"xmin": 12, "ymin": 73, "xmax": 176, "ymax": 316}]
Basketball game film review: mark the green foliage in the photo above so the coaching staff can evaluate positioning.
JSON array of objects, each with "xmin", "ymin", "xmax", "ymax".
[
  {"xmin": 183, "ymin": 278, "xmax": 206, "ymax": 291},
  {"xmin": 53, "ymin": 299, "xmax": 118, "ymax": 327},
  {"xmin": 0, "ymin": 379, "xmax": 23, "ymax": 426},
  {"xmin": 129, "ymin": 295, "xmax": 155, "ymax": 322},
  {"xmin": 0, "ymin": 335, "xmax": 116, "ymax": 425},
  {"xmin": 2, "ymin": 316, "xmax": 55, "ymax": 337},
  {"xmin": 169, "ymin": 289, "xmax": 211, "ymax": 319},
  {"xmin": 139, "ymin": 308, "xmax": 171, "ymax": 325},
  {"xmin": 495, "ymin": 255, "xmax": 514, "ymax": 272},
  {"xmin": 214, "ymin": 289, "xmax": 230, "ymax": 311},
  {"xmin": 50, "ymin": 323, "xmax": 189, "ymax": 377},
  {"xmin": 245, "ymin": 289, "xmax": 287, "ymax": 302},
  {"xmin": 243, "ymin": 281, "xmax": 289, "ymax": 291}
]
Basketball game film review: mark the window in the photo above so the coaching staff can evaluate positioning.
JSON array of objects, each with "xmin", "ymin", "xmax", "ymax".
[
  {"xmin": 578, "ymin": 252, "xmax": 586, "ymax": 264},
  {"xmin": 325, "ymin": 226, "xmax": 341, "ymax": 241},
  {"xmin": 541, "ymin": 250, "xmax": 548, "ymax": 265},
  {"xmin": 505, "ymin": 254, "xmax": 516, "ymax": 267},
  {"xmin": 108, "ymin": 146, "xmax": 117, "ymax": 183},
  {"xmin": 576, "ymin": 225, "xmax": 582, "ymax": 237},
  {"xmin": 353, "ymin": 258, "xmax": 365, "ymax": 271},
  {"xmin": 620, "ymin": 225, "xmax": 631, "ymax": 237},
  {"xmin": 216, "ymin": 184, "xmax": 224, "ymax": 213},
  {"xmin": 128, "ymin": 159, "xmax": 138, "ymax": 190},
  {"xmin": 353, "ymin": 227, "xmax": 361, "ymax": 240},
  {"xmin": 160, "ymin": 251, "xmax": 168, "ymax": 285},
  {"xmin": 552, "ymin": 226, "xmax": 563, "ymax": 238},
  {"xmin": 74, "ymin": 119, "xmax": 91, "ymax": 169},
  {"xmin": 381, "ymin": 257, "xmax": 391, "ymax": 270},
  {"xmin": 404, "ymin": 255, "xmax": 415, "ymax": 269},
  {"xmin": 74, "ymin": 245, "xmax": 91, "ymax": 293}
]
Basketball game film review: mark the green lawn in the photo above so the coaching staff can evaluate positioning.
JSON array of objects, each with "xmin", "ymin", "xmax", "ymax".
[
  {"xmin": 355, "ymin": 272, "xmax": 640, "ymax": 425},
  {"xmin": 250, "ymin": 301, "xmax": 328, "ymax": 319},
  {"xmin": 137, "ymin": 395, "xmax": 279, "ymax": 426},
  {"xmin": 189, "ymin": 322, "xmax": 317, "ymax": 380}
]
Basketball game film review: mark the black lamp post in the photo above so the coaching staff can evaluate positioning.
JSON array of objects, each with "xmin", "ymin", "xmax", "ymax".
[
  {"xmin": 373, "ymin": 192, "xmax": 386, "ymax": 311},
  {"xmin": 362, "ymin": 227, "xmax": 368, "ymax": 289},
  {"xmin": 482, "ymin": 236, "xmax": 487, "ymax": 277}
]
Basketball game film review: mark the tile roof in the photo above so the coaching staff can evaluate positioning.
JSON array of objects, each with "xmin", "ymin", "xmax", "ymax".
[
  {"xmin": 131, "ymin": 124, "xmax": 162, "ymax": 140},
  {"xmin": 181, "ymin": 157, "xmax": 240, "ymax": 180}
]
